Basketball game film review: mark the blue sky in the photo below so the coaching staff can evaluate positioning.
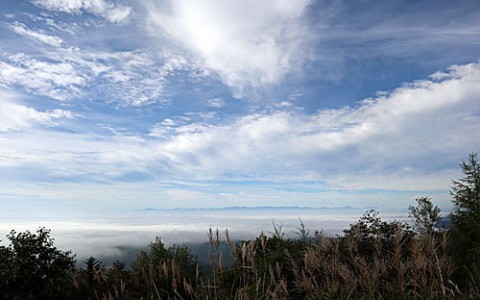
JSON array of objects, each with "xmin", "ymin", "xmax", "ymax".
[{"xmin": 1, "ymin": 0, "xmax": 480, "ymax": 229}]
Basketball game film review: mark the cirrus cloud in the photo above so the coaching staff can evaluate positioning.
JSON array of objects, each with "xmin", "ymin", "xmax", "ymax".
[
  {"xmin": 9, "ymin": 21, "xmax": 63, "ymax": 47},
  {"xmin": 31, "ymin": 0, "xmax": 132, "ymax": 23},
  {"xmin": 144, "ymin": 0, "xmax": 313, "ymax": 98},
  {"xmin": 0, "ymin": 89, "xmax": 74, "ymax": 132}
]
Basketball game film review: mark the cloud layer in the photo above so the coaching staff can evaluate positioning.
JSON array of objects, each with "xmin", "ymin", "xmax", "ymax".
[
  {"xmin": 145, "ymin": 63, "xmax": 480, "ymax": 184},
  {"xmin": 1, "ymin": 62, "xmax": 478, "ymax": 192},
  {"xmin": 31, "ymin": 0, "xmax": 132, "ymax": 23},
  {"xmin": 0, "ymin": 0, "xmax": 479, "ymax": 218}
]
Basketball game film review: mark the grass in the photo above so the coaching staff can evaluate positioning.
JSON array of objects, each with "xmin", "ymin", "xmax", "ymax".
[{"xmin": 69, "ymin": 224, "xmax": 479, "ymax": 300}]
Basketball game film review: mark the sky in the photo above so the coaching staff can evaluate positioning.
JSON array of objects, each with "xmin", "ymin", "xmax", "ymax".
[{"xmin": 1, "ymin": 0, "xmax": 480, "ymax": 256}]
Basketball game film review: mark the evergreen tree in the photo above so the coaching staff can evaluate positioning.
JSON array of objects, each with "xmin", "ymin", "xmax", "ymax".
[
  {"xmin": 449, "ymin": 152, "xmax": 480, "ymax": 285},
  {"xmin": 74, "ymin": 257, "xmax": 106, "ymax": 299},
  {"xmin": 409, "ymin": 196, "xmax": 441, "ymax": 236},
  {"xmin": 451, "ymin": 152, "xmax": 480, "ymax": 224}
]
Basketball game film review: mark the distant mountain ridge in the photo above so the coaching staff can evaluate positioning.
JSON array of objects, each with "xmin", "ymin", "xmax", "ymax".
[{"xmin": 140, "ymin": 205, "xmax": 376, "ymax": 212}]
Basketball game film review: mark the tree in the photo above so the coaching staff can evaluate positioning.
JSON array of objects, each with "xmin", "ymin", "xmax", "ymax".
[
  {"xmin": 342, "ymin": 210, "xmax": 414, "ymax": 262},
  {"xmin": 449, "ymin": 152, "xmax": 480, "ymax": 277},
  {"xmin": 73, "ymin": 257, "xmax": 106, "ymax": 299},
  {"xmin": 451, "ymin": 152, "xmax": 480, "ymax": 224},
  {"xmin": 0, "ymin": 227, "xmax": 76, "ymax": 299},
  {"xmin": 131, "ymin": 237, "xmax": 199, "ymax": 299},
  {"xmin": 409, "ymin": 196, "xmax": 441, "ymax": 236}
]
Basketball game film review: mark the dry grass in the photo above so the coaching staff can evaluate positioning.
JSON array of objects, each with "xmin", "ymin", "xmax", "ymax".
[
  {"xmin": 291, "ymin": 229, "xmax": 457, "ymax": 299},
  {"xmin": 71, "ymin": 226, "xmax": 480, "ymax": 300}
]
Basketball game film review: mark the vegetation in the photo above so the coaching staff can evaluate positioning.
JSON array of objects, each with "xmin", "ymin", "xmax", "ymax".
[
  {"xmin": 449, "ymin": 152, "xmax": 480, "ymax": 291},
  {"xmin": 1, "ymin": 152, "xmax": 480, "ymax": 299},
  {"xmin": 0, "ymin": 228, "xmax": 76, "ymax": 299}
]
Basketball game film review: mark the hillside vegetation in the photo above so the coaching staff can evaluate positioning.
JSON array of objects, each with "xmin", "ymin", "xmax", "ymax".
[{"xmin": 1, "ymin": 153, "xmax": 480, "ymax": 299}]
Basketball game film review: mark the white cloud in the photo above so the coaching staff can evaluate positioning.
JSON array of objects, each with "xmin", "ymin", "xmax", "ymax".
[
  {"xmin": 43, "ymin": 17, "xmax": 80, "ymax": 35},
  {"xmin": 149, "ymin": 62, "xmax": 480, "ymax": 183},
  {"xmin": 81, "ymin": 50, "xmax": 186, "ymax": 106},
  {"xmin": 0, "ymin": 53, "xmax": 86, "ymax": 100},
  {"xmin": 9, "ymin": 22, "xmax": 63, "ymax": 47},
  {"xmin": 1, "ymin": 62, "xmax": 479, "ymax": 194},
  {"xmin": 145, "ymin": 0, "xmax": 313, "ymax": 97},
  {"xmin": 0, "ymin": 47, "xmax": 180, "ymax": 105},
  {"xmin": 0, "ymin": 209, "xmax": 367, "ymax": 259},
  {"xmin": 0, "ymin": 90, "xmax": 74, "ymax": 132},
  {"xmin": 31, "ymin": 0, "xmax": 132, "ymax": 23},
  {"xmin": 208, "ymin": 97, "xmax": 224, "ymax": 108},
  {"xmin": 61, "ymin": 49, "xmax": 190, "ymax": 106},
  {"xmin": 308, "ymin": 1, "xmax": 480, "ymax": 72}
]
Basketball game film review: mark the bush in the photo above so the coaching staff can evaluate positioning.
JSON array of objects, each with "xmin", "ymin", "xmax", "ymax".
[{"xmin": 0, "ymin": 227, "xmax": 76, "ymax": 300}]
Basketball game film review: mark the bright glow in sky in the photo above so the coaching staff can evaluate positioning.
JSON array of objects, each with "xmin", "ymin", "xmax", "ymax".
[{"xmin": 1, "ymin": 0, "xmax": 480, "ymax": 257}]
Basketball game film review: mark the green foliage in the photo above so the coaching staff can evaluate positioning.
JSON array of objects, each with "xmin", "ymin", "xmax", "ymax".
[
  {"xmin": 213, "ymin": 225, "xmax": 309, "ymax": 299},
  {"xmin": 295, "ymin": 218, "xmax": 311, "ymax": 245},
  {"xmin": 72, "ymin": 257, "xmax": 108, "ymax": 299},
  {"xmin": 0, "ymin": 227, "xmax": 76, "ymax": 300},
  {"xmin": 72, "ymin": 257, "xmax": 133, "ymax": 299},
  {"xmin": 342, "ymin": 210, "xmax": 414, "ymax": 262},
  {"xmin": 451, "ymin": 152, "xmax": 480, "ymax": 220},
  {"xmin": 131, "ymin": 237, "xmax": 199, "ymax": 299},
  {"xmin": 409, "ymin": 196, "xmax": 441, "ymax": 236},
  {"xmin": 449, "ymin": 152, "xmax": 480, "ymax": 287}
]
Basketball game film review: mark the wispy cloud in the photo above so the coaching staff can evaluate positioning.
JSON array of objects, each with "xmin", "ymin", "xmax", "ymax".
[
  {"xmin": 312, "ymin": 1, "xmax": 480, "ymax": 67},
  {"xmin": 0, "ymin": 53, "xmax": 86, "ymax": 100},
  {"xmin": 144, "ymin": 0, "xmax": 314, "ymax": 98},
  {"xmin": 2, "ymin": 62, "xmax": 478, "ymax": 190},
  {"xmin": 140, "ymin": 0, "xmax": 480, "ymax": 100},
  {"xmin": 0, "ymin": 46, "xmax": 182, "ymax": 105},
  {"xmin": 31, "ymin": 0, "xmax": 132, "ymax": 23},
  {"xmin": 148, "ymin": 62, "xmax": 480, "ymax": 183},
  {"xmin": 9, "ymin": 21, "xmax": 63, "ymax": 47},
  {"xmin": 0, "ymin": 89, "xmax": 74, "ymax": 132},
  {"xmin": 84, "ymin": 50, "xmax": 188, "ymax": 106},
  {"xmin": 208, "ymin": 97, "xmax": 225, "ymax": 108}
]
